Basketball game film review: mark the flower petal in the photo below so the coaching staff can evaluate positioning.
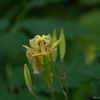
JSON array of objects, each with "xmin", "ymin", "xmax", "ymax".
[
  {"xmin": 22, "ymin": 45, "xmax": 36, "ymax": 53},
  {"xmin": 26, "ymin": 50, "xmax": 34, "ymax": 66},
  {"xmin": 50, "ymin": 38, "xmax": 61, "ymax": 50}
]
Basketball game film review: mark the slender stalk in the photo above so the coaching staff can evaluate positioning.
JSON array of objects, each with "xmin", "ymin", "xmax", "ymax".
[
  {"xmin": 53, "ymin": 62, "xmax": 66, "ymax": 97},
  {"xmin": 53, "ymin": 73, "xmax": 65, "ymax": 79},
  {"xmin": 39, "ymin": 73, "xmax": 45, "ymax": 81},
  {"xmin": 39, "ymin": 74, "xmax": 55, "ymax": 100},
  {"xmin": 29, "ymin": 89, "xmax": 40, "ymax": 100},
  {"xmin": 52, "ymin": 85, "xmax": 62, "ymax": 90},
  {"xmin": 49, "ymin": 87, "xmax": 55, "ymax": 100},
  {"xmin": 61, "ymin": 58, "xmax": 68, "ymax": 100}
]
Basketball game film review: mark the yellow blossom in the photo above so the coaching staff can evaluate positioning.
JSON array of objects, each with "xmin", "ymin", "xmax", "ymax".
[{"xmin": 22, "ymin": 34, "xmax": 61, "ymax": 74}]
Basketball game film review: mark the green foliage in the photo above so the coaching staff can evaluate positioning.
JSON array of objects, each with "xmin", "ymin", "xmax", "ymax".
[
  {"xmin": 12, "ymin": 19, "xmax": 94, "ymax": 40},
  {"xmin": 0, "ymin": 0, "xmax": 100, "ymax": 100},
  {"xmin": 75, "ymin": 9, "xmax": 100, "ymax": 33},
  {"xmin": 80, "ymin": 0, "xmax": 100, "ymax": 5}
]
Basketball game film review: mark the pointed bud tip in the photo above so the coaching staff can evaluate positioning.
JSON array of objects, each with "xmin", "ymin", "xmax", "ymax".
[
  {"xmin": 53, "ymin": 29, "xmax": 56, "ymax": 34},
  {"xmin": 24, "ymin": 64, "xmax": 27, "ymax": 69},
  {"xmin": 61, "ymin": 29, "xmax": 64, "ymax": 34},
  {"xmin": 24, "ymin": 63, "xmax": 27, "ymax": 66}
]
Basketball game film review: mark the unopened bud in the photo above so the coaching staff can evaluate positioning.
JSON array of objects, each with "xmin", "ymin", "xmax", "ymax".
[
  {"xmin": 59, "ymin": 29, "xmax": 66, "ymax": 58},
  {"xmin": 51, "ymin": 29, "xmax": 57, "ymax": 62},
  {"xmin": 24, "ymin": 64, "xmax": 32, "ymax": 89}
]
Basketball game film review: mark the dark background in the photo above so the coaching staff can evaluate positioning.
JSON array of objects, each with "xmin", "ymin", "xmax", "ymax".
[{"xmin": 0, "ymin": 0, "xmax": 100, "ymax": 100}]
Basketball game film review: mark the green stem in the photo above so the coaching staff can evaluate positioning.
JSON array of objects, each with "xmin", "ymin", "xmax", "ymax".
[
  {"xmin": 53, "ymin": 62, "xmax": 66, "ymax": 97},
  {"xmin": 49, "ymin": 87, "xmax": 55, "ymax": 100},
  {"xmin": 29, "ymin": 89, "xmax": 40, "ymax": 100},
  {"xmin": 39, "ymin": 74, "xmax": 55, "ymax": 100},
  {"xmin": 52, "ymin": 85, "xmax": 62, "ymax": 90},
  {"xmin": 39, "ymin": 73, "xmax": 45, "ymax": 81},
  {"xmin": 61, "ymin": 58, "xmax": 68, "ymax": 100},
  {"xmin": 53, "ymin": 73, "xmax": 65, "ymax": 79}
]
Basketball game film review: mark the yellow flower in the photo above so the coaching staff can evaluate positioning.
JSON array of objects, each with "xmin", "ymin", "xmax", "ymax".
[{"xmin": 22, "ymin": 34, "xmax": 61, "ymax": 74}]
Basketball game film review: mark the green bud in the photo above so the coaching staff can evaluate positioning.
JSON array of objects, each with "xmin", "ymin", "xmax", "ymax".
[
  {"xmin": 59, "ymin": 29, "xmax": 66, "ymax": 58},
  {"xmin": 51, "ymin": 29, "xmax": 57, "ymax": 62},
  {"xmin": 24, "ymin": 64, "xmax": 32, "ymax": 89},
  {"xmin": 43, "ymin": 55, "xmax": 53, "ymax": 87}
]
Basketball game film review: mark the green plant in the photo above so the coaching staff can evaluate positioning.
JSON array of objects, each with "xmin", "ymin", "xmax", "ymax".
[{"xmin": 23, "ymin": 29, "xmax": 68, "ymax": 100}]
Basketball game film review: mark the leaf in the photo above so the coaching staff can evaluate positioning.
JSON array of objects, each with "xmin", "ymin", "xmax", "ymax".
[{"xmin": 76, "ymin": 9, "xmax": 100, "ymax": 33}]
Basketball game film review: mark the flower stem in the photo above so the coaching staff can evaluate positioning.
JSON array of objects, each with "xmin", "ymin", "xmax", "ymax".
[
  {"xmin": 53, "ymin": 62, "xmax": 66, "ymax": 97},
  {"xmin": 49, "ymin": 87, "xmax": 55, "ymax": 100},
  {"xmin": 61, "ymin": 58, "xmax": 68, "ymax": 100},
  {"xmin": 53, "ymin": 73, "xmax": 65, "ymax": 79},
  {"xmin": 52, "ymin": 85, "xmax": 62, "ymax": 90},
  {"xmin": 39, "ymin": 74, "xmax": 55, "ymax": 100},
  {"xmin": 39, "ymin": 73, "xmax": 45, "ymax": 81},
  {"xmin": 29, "ymin": 89, "xmax": 40, "ymax": 100}
]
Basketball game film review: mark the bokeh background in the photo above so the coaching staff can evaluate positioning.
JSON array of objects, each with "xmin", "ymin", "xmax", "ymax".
[{"xmin": 0, "ymin": 0, "xmax": 100, "ymax": 100}]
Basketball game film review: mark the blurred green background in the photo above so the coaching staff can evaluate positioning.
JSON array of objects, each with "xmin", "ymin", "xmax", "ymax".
[{"xmin": 0, "ymin": 0, "xmax": 100, "ymax": 100}]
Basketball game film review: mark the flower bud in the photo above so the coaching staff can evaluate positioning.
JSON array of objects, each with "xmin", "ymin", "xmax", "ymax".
[
  {"xmin": 51, "ymin": 29, "xmax": 57, "ymax": 62},
  {"xmin": 59, "ymin": 29, "xmax": 66, "ymax": 58},
  {"xmin": 24, "ymin": 64, "xmax": 32, "ymax": 89}
]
